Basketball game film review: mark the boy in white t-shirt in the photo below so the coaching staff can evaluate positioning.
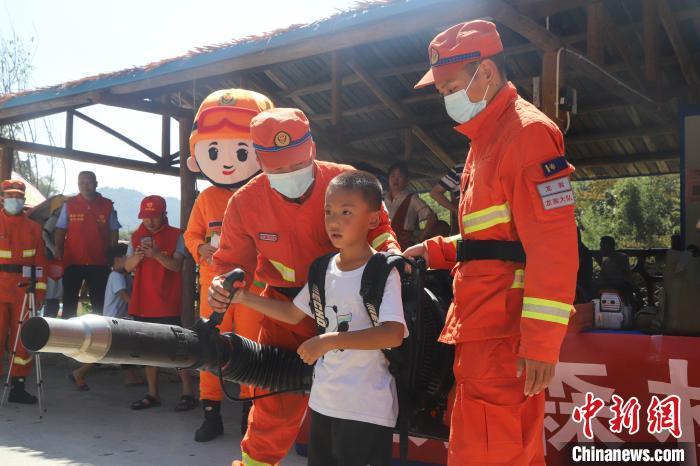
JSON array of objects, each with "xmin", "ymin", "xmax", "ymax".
[{"xmin": 232, "ymin": 170, "xmax": 407, "ymax": 466}]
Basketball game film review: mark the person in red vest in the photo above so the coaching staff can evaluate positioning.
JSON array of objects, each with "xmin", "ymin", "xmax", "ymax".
[
  {"xmin": 0, "ymin": 179, "xmax": 47, "ymax": 403},
  {"xmin": 54, "ymin": 171, "xmax": 120, "ymax": 318},
  {"xmin": 207, "ymin": 108, "xmax": 400, "ymax": 466},
  {"xmin": 405, "ymin": 21, "xmax": 577, "ymax": 465},
  {"xmin": 125, "ymin": 195, "xmax": 197, "ymax": 412}
]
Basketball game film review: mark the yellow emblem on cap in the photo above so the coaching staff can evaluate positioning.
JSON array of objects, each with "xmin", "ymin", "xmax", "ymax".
[
  {"xmin": 430, "ymin": 47, "xmax": 439, "ymax": 66},
  {"xmin": 219, "ymin": 93, "xmax": 236, "ymax": 105},
  {"xmin": 274, "ymin": 131, "xmax": 291, "ymax": 148}
]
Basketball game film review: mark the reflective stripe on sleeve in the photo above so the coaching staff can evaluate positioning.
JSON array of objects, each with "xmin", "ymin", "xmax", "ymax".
[
  {"xmin": 22, "ymin": 249, "xmax": 36, "ymax": 258},
  {"xmin": 522, "ymin": 297, "xmax": 571, "ymax": 325},
  {"xmin": 269, "ymin": 260, "xmax": 295, "ymax": 282},
  {"xmin": 0, "ymin": 250, "xmax": 11, "ymax": 258},
  {"xmin": 462, "ymin": 203, "xmax": 511, "ymax": 234},
  {"xmin": 13, "ymin": 355, "xmax": 33, "ymax": 366},
  {"xmin": 370, "ymin": 232, "xmax": 395, "ymax": 249},
  {"xmin": 242, "ymin": 451, "xmax": 275, "ymax": 466},
  {"xmin": 36, "ymin": 282, "xmax": 47, "ymax": 290},
  {"xmin": 511, "ymin": 269, "xmax": 525, "ymax": 289}
]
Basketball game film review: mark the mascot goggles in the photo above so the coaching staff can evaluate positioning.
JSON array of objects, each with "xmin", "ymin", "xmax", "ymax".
[{"xmin": 194, "ymin": 106, "xmax": 259, "ymax": 134}]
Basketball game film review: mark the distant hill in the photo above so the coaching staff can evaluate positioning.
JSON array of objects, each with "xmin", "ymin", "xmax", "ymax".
[{"xmin": 95, "ymin": 187, "xmax": 181, "ymax": 232}]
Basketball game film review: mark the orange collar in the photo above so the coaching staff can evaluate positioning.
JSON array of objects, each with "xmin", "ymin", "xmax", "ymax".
[{"xmin": 454, "ymin": 82, "xmax": 518, "ymax": 142}]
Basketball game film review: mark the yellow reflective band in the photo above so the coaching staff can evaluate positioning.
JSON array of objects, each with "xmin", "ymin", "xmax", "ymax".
[
  {"xmin": 242, "ymin": 451, "xmax": 276, "ymax": 466},
  {"xmin": 462, "ymin": 203, "xmax": 511, "ymax": 234},
  {"xmin": 522, "ymin": 297, "xmax": 571, "ymax": 325},
  {"xmin": 22, "ymin": 249, "xmax": 36, "ymax": 258},
  {"xmin": 269, "ymin": 260, "xmax": 295, "ymax": 282},
  {"xmin": 0, "ymin": 250, "xmax": 11, "ymax": 258},
  {"xmin": 446, "ymin": 234, "xmax": 461, "ymax": 248},
  {"xmin": 13, "ymin": 355, "xmax": 33, "ymax": 366},
  {"xmin": 36, "ymin": 282, "xmax": 47, "ymax": 290},
  {"xmin": 371, "ymin": 232, "xmax": 394, "ymax": 249},
  {"xmin": 511, "ymin": 269, "xmax": 525, "ymax": 289}
]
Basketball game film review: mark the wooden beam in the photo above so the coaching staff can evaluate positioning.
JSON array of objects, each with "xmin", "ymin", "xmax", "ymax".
[
  {"xmin": 65, "ymin": 110, "xmax": 74, "ymax": 150},
  {"xmin": 598, "ymin": 4, "xmax": 647, "ymax": 93},
  {"xmin": 643, "ymin": 0, "xmax": 659, "ymax": 85},
  {"xmin": 0, "ymin": 137, "xmax": 178, "ymax": 176},
  {"xmin": 516, "ymin": 0, "xmax": 591, "ymax": 19},
  {"xmin": 99, "ymin": 94, "xmax": 192, "ymax": 119},
  {"xmin": 658, "ymin": 0, "xmax": 700, "ymax": 87},
  {"xmin": 346, "ymin": 59, "xmax": 454, "ymax": 168},
  {"xmin": 587, "ymin": 2, "xmax": 604, "ymax": 64},
  {"xmin": 491, "ymin": 0, "xmax": 562, "ymax": 51},
  {"xmin": 331, "ymin": 51, "xmax": 342, "ymax": 128},
  {"xmin": 72, "ymin": 110, "xmax": 161, "ymax": 163},
  {"xmin": 566, "ymin": 125, "xmax": 675, "ymax": 145},
  {"xmin": 571, "ymin": 151, "xmax": 677, "ymax": 168},
  {"xmin": 0, "ymin": 146, "xmax": 13, "ymax": 181},
  {"xmin": 404, "ymin": 129, "xmax": 413, "ymax": 161},
  {"xmin": 0, "ymin": 91, "xmax": 102, "ymax": 124},
  {"xmin": 178, "ymin": 116, "xmax": 196, "ymax": 326}
]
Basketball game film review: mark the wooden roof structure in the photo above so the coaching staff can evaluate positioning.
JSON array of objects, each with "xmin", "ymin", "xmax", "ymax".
[
  {"xmin": 1, "ymin": 0, "xmax": 697, "ymax": 324},
  {"xmin": 1, "ymin": 0, "xmax": 698, "ymax": 190}
]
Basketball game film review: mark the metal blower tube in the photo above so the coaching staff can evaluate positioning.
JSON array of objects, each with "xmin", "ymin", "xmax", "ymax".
[
  {"xmin": 20, "ymin": 315, "xmax": 313, "ymax": 393},
  {"xmin": 21, "ymin": 315, "xmax": 205, "ymax": 368}
]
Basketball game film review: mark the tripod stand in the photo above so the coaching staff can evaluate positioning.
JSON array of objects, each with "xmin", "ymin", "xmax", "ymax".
[{"xmin": 0, "ymin": 265, "xmax": 45, "ymax": 417}]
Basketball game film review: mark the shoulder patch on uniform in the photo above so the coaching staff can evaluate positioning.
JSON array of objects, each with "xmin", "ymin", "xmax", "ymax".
[
  {"xmin": 537, "ymin": 177, "xmax": 575, "ymax": 210},
  {"xmin": 258, "ymin": 232, "xmax": 278, "ymax": 242},
  {"xmin": 541, "ymin": 156, "xmax": 568, "ymax": 177}
]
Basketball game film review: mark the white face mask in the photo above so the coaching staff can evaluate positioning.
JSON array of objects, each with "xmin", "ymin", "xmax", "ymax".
[
  {"xmin": 444, "ymin": 62, "xmax": 490, "ymax": 124},
  {"xmin": 3, "ymin": 198, "xmax": 25, "ymax": 215},
  {"xmin": 266, "ymin": 163, "xmax": 315, "ymax": 199}
]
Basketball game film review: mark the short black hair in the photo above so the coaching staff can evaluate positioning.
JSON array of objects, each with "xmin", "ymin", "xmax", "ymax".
[
  {"xmin": 387, "ymin": 161, "xmax": 409, "ymax": 178},
  {"xmin": 78, "ymin": 171, "xmax": 97, "ymax": 181},
  {"xmin": 600, "ymin": 236, "xmax": 615, "ymax": 249},
  {"xmin": 107, "ymin": 243, "xmax": 128, "ymax": 267},
  {"xmin": 467, "ymin": 53, "xmax": 508, "ymax": 81},
  {"xmin": 328, "ymin": 170, "xmax": 383, "ymax": 210}
]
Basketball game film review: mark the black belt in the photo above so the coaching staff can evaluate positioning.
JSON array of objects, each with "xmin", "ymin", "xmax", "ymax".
[
  {"xmin": 272, "ymin": 285, "xmax": 303, "ymax": 299},
  {"xmin": 456, "ymin": 239, "xmax": 526, "ymax": 263},
  {"xmin": 0, "ymin": 264, "xmax": 23, "ymax": 273}
]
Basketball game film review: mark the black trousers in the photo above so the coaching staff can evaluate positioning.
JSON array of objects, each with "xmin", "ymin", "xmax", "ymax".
[
  {"xmin": 307, "ymin": 409, "xmax": 393, "ymax": 466},
  {"xmin": 62, "ymin": 265, "xmax": 110, "ymax": 318}
]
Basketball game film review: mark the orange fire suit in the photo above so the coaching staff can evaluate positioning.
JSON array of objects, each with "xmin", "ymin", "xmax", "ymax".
[
  {"xmin": 425, "ymin": 83, "xmax": 577, "ymax": 465},
  {"xmin": 0, "ymin": 209, "xmax": 47, "ymax": 377},
  {"xmin": 213, "ymin": 160, "xmax": 399, "ymax": 466},
  {"xmin": 184, "ymin": 185, "xmax": 264, "ymax": 400}
]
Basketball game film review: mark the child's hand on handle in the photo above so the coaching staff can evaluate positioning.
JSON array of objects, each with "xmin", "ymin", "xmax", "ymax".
[{"xmin": 403, "ymin": 242, "xmax": 430, "ymax": 268}]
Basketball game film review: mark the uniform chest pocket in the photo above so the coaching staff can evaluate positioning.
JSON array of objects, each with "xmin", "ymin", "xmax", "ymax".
[{"xmin": 257, "ymin": 229, "xmax": 296, "ymax": 283}]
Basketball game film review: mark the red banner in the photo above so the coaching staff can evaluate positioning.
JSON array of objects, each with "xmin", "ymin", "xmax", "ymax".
[{"xmin": 297, "ymin": 332, "xmax": 700, "ymax": 465}]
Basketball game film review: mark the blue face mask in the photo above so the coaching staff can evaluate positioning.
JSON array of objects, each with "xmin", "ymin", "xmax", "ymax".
[
  {"xmin": 444, "ymin": 62, "xmax": 490, "ymax": 124},
  {"xmin": 266, "ymin": 163, "xmax": 315, "ymax": 199},
  {"xmin": 3, "ymin": 198, "xmax": 25, "ymax": 215}
]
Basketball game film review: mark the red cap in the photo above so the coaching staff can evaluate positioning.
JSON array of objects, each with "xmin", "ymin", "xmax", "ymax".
[
  {"xmin": 138, "ymin": 195, "xmax": 166, "ymax": 219},
  {"xmin": 1, "ymin": 179, "xmax": 26, "ymax": 195},
  {"xmin": 414, "ymin": 20, "xmax": 503, "ymax": 89},
  {"xmin": 251, "ymin": 108, "xmax": 315, "ymax": 171}
]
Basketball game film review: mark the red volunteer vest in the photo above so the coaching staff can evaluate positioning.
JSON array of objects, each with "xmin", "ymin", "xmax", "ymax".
[
  {"xmin": 64, "ymin": 194, "xmax": 113, "ymax": 266},
  {"xmin": 128, "ymin": 222, "xmax": 182, "ymax": 318}
]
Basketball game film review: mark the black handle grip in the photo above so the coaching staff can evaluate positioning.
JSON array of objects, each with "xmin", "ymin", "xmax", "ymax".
[{"xmin": 210, "ymin": 268, "xmax": 245, "ymax": 326}]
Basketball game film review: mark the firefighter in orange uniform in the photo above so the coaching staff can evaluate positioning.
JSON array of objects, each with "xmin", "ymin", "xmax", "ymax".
[
  {"xmin": 208, "ymin": 108, "xmax": 400, "ymax": 466},
  {"xmin": 185, "ymin": 89, "xmax": 273, "ymax": 442},
  {"xmin": 406, "ymin": 21, "xmax": 578, "ymax": 465},
  {"xmin": 0, "ymin": 180, "xmax": 47, "ymax": 404}
]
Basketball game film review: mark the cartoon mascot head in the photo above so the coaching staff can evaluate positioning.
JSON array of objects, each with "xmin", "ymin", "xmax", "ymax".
[{"xmin": 188, "ymin": 89, "xmax": 274, "ymax": 188}]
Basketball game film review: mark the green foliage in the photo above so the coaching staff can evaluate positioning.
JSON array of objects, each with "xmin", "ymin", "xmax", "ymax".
[{"xmin": 573, "ymin": 175, "xmax": 680, "ymax": 249}]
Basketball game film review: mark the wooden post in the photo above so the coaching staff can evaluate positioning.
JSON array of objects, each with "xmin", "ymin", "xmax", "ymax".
[
  {"xmin": 586, "ymin": 2, "xmax": 604, "ymax": 65},
  {"xmin": 66, "ymin": 110, "xmax": 74, "ymax": 150},
  {"xmin": 0, "ymin": 146, "xmax": 13, "ymax": 181},
  {"xmin": 331, "ymin": 51, "xmax": 342, "ymax": 128},
  {"xmin": 643, "ymin": 0, "xmax": 658, "ymax": 84},
  {"xmin": 403, "ymin": 129, "xmax": 413, "ymax": 161},
  {"xmin": 179, "ymin": 116, "xmax": 197, "ymax": 327},
  {"xmin": 162, "ymin": 115, "xmax": 171, "ymax": 159}
]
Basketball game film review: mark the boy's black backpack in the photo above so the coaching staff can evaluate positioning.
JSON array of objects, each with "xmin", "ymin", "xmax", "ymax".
[{"xmin": 308, "ymin": 251, "xmax": 454, "ymax": 463}]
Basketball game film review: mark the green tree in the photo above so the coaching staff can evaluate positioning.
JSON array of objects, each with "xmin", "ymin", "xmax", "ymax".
[
  {"xmin": 573, "ymin": 175, "xmax": 680, "ymax": 249},
  {"xmin": 0, "ymin": 32, "xmax": 60, "ymax": 197}
]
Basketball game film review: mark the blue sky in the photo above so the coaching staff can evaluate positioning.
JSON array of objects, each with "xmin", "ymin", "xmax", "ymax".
[{"xmin": 1, "ymin": 0, "xmax": 358, "ymax": 198}]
